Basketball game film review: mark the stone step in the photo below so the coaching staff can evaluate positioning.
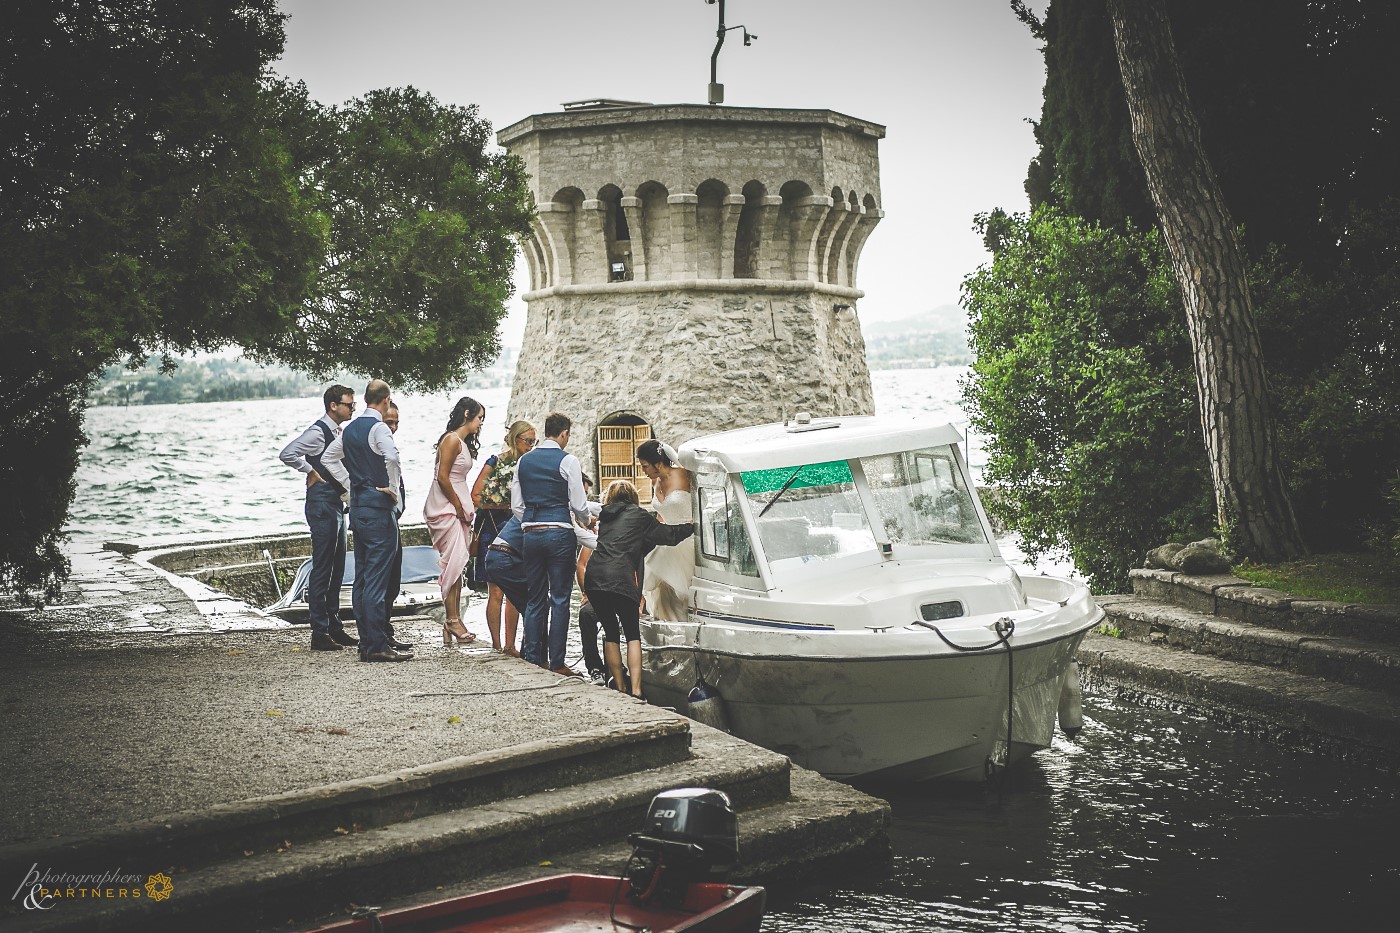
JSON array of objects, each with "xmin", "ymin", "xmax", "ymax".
[
  {"xmin": 0, "ymin": 718, "xmax": 693, "ymax": 883},
  {"xmin": 1099, "ymin": 594, "xmax": 1400, "ymax": 696},
  {"xmin": 4, "ymin": 725, "xmax": 797, "ymax": 933},
  {"xmin": 276, "ymin": 765, "xmax": 892, "ymax": 933},
  {"xmin": 1075, "ymin": 631, "xmax": 1400, "ymax": 772},
  {"xmin": 1130, "ymin": 569, "xmax": 1400, "ymax": 645}
]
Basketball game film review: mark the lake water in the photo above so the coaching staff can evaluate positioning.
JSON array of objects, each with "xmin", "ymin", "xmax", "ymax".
[
  {"xmin": 71, "ymin": 367, "xmax": 980, "ymax": 549},
  {"xmin": 66, "ymin": 367, "xmax": 1400, "ymax": 931}
]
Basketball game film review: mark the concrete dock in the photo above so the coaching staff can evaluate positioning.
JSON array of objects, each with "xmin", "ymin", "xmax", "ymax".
[
  {"xmin": 0, "ymin": 543, "xmax": 890, "ymax": 932},
  {"xmin": 1078, "ymin": 568, "xmax": 1400, "ymax": 773}
]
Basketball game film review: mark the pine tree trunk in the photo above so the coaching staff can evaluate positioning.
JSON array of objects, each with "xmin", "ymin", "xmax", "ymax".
[{"xmin": 1107, "ymin": 0, "xmax": 1305, "ymax": 562}]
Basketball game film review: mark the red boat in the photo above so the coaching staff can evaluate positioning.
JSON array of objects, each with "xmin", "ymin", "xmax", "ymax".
[
  {"xmin": 302, "ymin": 788, "xmax": 766, "ymax": 932},
  {"xmin": 301, "ymin": 873, "xmax": 765, "ymax": 932}
]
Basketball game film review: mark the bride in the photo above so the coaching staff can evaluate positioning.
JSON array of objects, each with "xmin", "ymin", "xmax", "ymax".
[{"xmin": 637, "ymin": 439, "xmax": 693, "ymax": 622}]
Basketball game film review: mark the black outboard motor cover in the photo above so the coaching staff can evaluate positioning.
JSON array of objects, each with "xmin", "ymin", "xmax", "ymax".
[{"xmin": 630, "ymin": 787, "xmax": 739, "ymax": 882}]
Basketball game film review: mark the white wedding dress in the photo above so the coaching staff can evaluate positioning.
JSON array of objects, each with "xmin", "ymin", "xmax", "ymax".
[{"xmin": 644, "ymin": 486, "xmax": 695, "ymax": 622}]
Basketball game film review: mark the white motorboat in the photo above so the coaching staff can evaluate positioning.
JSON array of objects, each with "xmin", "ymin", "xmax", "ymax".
[
  {"xmin": 642, "ymin": 415, "xmax": 1102, "ymax": 783},
  {"xmin": 265, "ymin": 545, "xmax": 445, "ymax": 621}
]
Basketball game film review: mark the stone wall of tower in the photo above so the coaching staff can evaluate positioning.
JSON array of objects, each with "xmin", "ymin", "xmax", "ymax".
[
  {"xmin": 498, "ymin": 105, "xmax": 884, "ymax": 480},
  {"xmin": 509, "ymin": 285, "xmax": 874, "ymax": 473}
]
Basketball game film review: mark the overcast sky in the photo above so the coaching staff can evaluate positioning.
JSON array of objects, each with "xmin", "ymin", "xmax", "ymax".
[{"xmin": 275, "ymin": 0, "xmax": 1049, "ymax": 345}]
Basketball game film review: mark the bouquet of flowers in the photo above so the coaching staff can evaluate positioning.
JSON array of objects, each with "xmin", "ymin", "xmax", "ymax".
[{"xmin": 479, "ymin": 452, "xmax": 517, "ymax": 509}]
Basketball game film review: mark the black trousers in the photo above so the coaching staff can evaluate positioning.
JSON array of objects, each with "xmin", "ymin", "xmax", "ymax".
[
  {"xmin": 578, "ymin": 601, "xmax": 604, "ymax": 673},
  {"xmin": 587, "ymin": 590, "xmax": 641, "ymax": 644}
]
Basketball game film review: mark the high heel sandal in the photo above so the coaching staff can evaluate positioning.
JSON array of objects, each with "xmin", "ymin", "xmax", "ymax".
[{"xmin": 442, "ymin": 620, "xmax": 477, "ymax": 645}]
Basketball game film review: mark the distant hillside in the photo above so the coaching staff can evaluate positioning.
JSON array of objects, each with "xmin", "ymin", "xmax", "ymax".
[
  {"xmin": 863, "ymin": 304, "xmax": 972, "ymax": 369},
  {"xmin": 88, "ymin": 347, "xmax": 520, "ymax": 406}
]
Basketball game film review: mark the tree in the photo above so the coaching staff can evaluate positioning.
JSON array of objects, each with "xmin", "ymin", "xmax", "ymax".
[
  {"xmin": 267, "ymin": 88, "xmax": 532, "ymax": 386},
  {"xmin": 964, "ymin": 208, "xmax": 1213, "ymax": 592},
  {"xmin": 993, "ymin": 1, "xmax": 1400, "ymax": 577},
  {"xmin": 1027, "ymin": 0, "xmax": 1400, "ymax": 269},
  {"xmin": 0, "ymin": 1, "xmax": 532, "ymax": 598},
  {"xmin": 1106, "ymin": 0, "xmax": 1305, "ymax": 561}
]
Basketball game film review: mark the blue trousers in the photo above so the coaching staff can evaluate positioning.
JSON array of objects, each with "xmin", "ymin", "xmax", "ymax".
[
  {"xmin": 522, "ymin": 526, "xmax": 576, "ymax": 669},
  {"xmin": 484, "ymin": 547, "xmax": 528, "ymax": 620},
  {"xmin": 304, "ymin": 483, "xmax": 347, "ymax": 635},
  {"xmin": 350, "ymin": 506, "xmax": 397, "ymax": 655},
  {"xmin": 384, "ymin": 533, "xmax": 402, "ymax": 638}
]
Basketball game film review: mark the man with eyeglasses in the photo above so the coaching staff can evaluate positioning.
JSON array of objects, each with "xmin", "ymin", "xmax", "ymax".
[{"xmin": 279, "ymin": 384, "xmax": 360, "ymax": 651}]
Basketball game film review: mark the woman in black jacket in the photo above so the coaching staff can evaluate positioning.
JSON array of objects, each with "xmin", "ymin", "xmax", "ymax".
[{"xmin": 583, "ymin": 480, "xmax": 695, "ymax": 698}]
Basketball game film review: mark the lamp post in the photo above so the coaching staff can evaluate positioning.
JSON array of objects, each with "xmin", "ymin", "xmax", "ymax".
[{"xmin": 706, "ymin": 0, "xmax": 757, "ymax": 105}]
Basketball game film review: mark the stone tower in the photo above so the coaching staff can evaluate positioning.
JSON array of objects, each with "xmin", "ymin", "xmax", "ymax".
[{"xmin": 498, "ymin": 102, "xmax": 884, "ymax": 493}]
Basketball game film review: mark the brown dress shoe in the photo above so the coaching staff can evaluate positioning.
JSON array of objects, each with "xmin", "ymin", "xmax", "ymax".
[
  {"xmin": 361, "ymin": 649, "xmax": 414, "ymax": 662},
  {"xmin": 311, "ymin": 632, "xmax": 344, "ymax": 651}
]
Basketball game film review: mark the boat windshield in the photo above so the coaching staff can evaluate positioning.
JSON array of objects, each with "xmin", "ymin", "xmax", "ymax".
[
  {"xmin": 858, "ymin": 446, "xmax": 987, "ymax": 545},
  {"xmin": 741, "ymin": 460, "xmax": 876, "ymax": 571}
]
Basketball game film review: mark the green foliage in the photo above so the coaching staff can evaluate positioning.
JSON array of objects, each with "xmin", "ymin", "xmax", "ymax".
[
  {"xmin": 962, "ymin": 207, "xmax": 1214, "ymax": 592},
  {"xmin": 964, "ymin": 200, "xmax": 1400, "ymax": 590},
  {"xmin": 1028, "ymin": 0, "xmax": 1400, "ymax": 269},
  {"xmin": 0, "ymin": 2, "xmax": 534, "ymax": 598},
  {"xmin": 995, "ymin": 0, "xmax": 1400, "ymax": 587},
  {"xmin": 261, "ymin": 87, "xmax": 534, "ymax": 389},
  {"xmin": 1248, "ymin": 200, "xmax": 1400, "ymax": 558}
]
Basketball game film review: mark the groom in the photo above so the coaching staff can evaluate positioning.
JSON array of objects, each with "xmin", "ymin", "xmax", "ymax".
[{"xmin": 512, "ymin": 412, "xmax": 591, "ymax": 673}]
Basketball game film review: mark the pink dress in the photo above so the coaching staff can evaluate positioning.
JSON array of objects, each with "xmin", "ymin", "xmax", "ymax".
[{"xmin": 424, "ymin": 443, "xmax": 475, "ymax": 600}]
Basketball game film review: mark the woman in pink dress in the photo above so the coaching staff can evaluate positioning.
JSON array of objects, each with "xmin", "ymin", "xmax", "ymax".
[{"xmin": 424, "ymin": 397, "xmax": 484, "ymax": 645}]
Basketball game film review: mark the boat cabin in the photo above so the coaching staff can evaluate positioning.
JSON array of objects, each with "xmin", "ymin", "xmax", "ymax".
[{"xmin": 679, "ymin": 415, "xmax": 1000, "ymax": 593}]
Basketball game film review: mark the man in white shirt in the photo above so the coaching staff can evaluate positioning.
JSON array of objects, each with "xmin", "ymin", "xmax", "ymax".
[
  {"xmin": 379, "ymin": 402, "xmax": 412, "ymax": 650},
  {"xmin": 322, "ymin": 380, "xmax": 411, "ymax": 662},
  {"xmin": 278, "ymin": 384, "xmax": 358, "ymax": 651},
  {"xmin": 511, "ymin": 412, "xmax": 591, "ymax": 673}
]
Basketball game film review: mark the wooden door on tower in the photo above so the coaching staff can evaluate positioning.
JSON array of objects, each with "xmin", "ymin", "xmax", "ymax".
[{"xmin": 596, "ymin": 423, "xmax": 653, "ymax": 504}]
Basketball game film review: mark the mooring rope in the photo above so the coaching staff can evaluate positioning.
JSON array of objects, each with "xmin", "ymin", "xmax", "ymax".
[{"xmin": 915, "ymin": 616, "xmax": 1017, "ymax": 801}]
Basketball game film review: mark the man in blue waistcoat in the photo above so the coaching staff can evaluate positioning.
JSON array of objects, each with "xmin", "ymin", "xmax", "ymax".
[
  {"xmin": 278, "ymin": 384, "xmax": 359, "ymax": 651},
  {"xmin": 323, "ymin": 379, "xmax": 413, "ymax": 662},
  {"xmin": 511, "ymin": 412, "xmax": 591, "ymax": 673}
]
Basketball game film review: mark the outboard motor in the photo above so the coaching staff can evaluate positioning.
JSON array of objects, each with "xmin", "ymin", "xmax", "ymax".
[{"xmin": 626, "ymin": 787, "xmax": 739, "ymax": 908}]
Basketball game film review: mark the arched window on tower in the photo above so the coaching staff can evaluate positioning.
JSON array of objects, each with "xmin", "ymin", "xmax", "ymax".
[
  {"xmin": 733, "ymin": 181, "xmax": 767, "ymax": 279},
  {"xmin": 599, "ymin": 185, "xmax": 631, "ymax": 281}
]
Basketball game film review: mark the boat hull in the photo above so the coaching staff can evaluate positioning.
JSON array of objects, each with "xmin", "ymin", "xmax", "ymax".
[
  {"xmin": 643, "ymin": 619, "xmax": 1097, "ymax": 782},
  {"xmin": 299, "ymin": 873, "xmax": 765, "ymax": 932}
]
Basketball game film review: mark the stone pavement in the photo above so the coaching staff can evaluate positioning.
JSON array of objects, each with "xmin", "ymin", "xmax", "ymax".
[
  {"xmin": 0, "ymin": 543, "xmax": 889, "ymax": 931},
  {"xmin": 0, "ymin": 537, "xmax": 706, "ymax": 844}
]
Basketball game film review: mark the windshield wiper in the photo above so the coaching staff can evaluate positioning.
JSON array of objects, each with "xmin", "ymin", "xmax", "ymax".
[{"xmin": 757, "ymin": 466, "xmax": 804, "ymax": 519}]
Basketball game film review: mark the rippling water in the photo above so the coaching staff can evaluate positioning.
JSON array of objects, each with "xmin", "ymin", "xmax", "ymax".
[
  {"xmin": 69, "ymin": 368, "xmax": 979, "ymax": 548},
  {"xmin": 769, "ymin": 692, "xmax": 1400, "ymax": 931},
  {"xmin": 67, "ymin": 367, "xmax": 1399, "ymax": 930}
]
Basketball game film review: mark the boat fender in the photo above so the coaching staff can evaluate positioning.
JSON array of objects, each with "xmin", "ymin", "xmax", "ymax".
[
  {"xmin": 687, "ymin": 678, "xmax": 731, "ymax": 733},
  {"xmin": 1058, "ymin": 660, "xmax": 1084, "ymax": 739}
]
